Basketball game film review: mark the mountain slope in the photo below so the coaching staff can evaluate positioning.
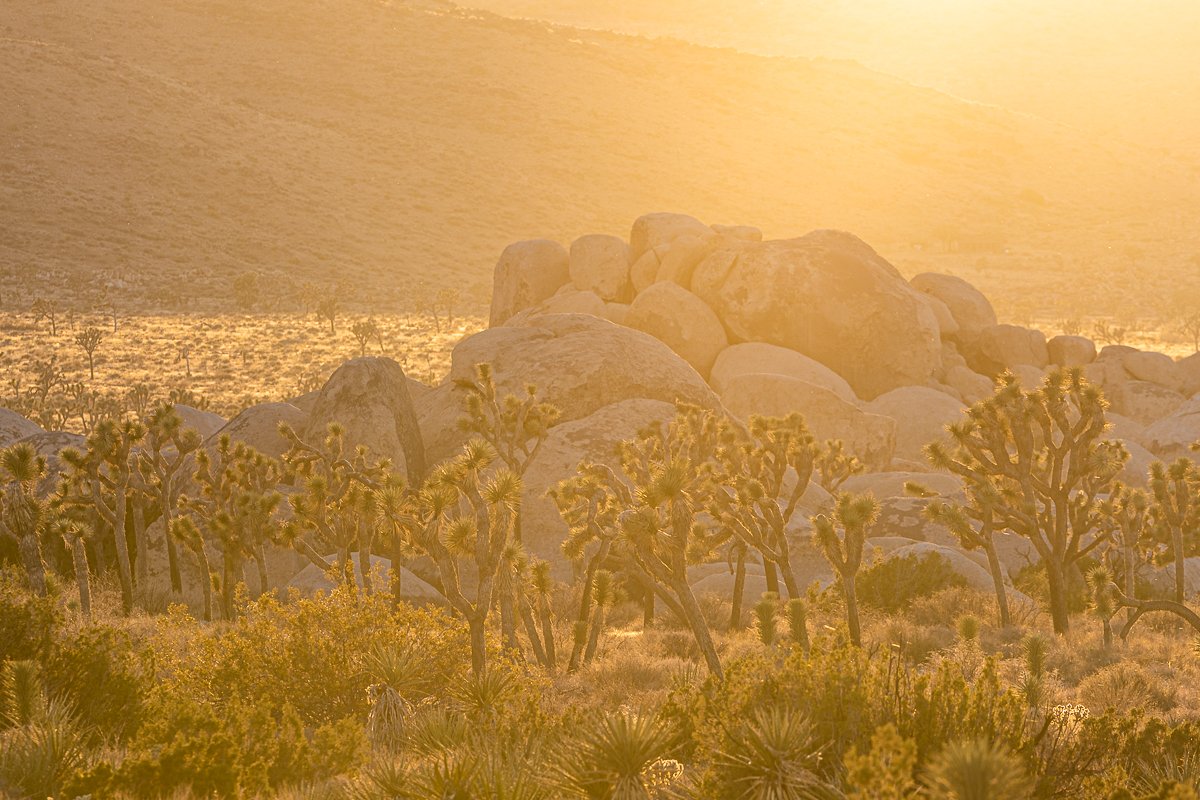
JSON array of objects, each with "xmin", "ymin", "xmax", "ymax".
[{"xmin": 1, "ymin": 0, "xmax": 1196, "ymax": 312}]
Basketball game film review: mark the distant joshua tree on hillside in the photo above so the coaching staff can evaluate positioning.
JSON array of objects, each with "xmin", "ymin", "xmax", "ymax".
[
  {"xmin": 30, "ymin": 298, "xmax": 59, "ymax": 336},
  {"xmin": 74, "ymin": 327, "xmax": 104, "ymax": 380}
]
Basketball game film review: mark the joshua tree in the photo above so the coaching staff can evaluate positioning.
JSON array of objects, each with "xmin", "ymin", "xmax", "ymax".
[
  {"xmin": 1177, "ymin": 313, "xmax": 1200, "ymax": 354},
  {"xmin": 813, "ymin": 492, "xmax": 879, "ymax": 646},
  {"xmin": 379, "ymin": 440, "xmax": 522, "ymax": 677},
  {"xmin": 176, "ymin": 344, "xmax": 193, "ymax": 378},
  {"xmin": 1101, "ymin": 484, "xmax": 1152, "ymax": 626},
  {"xmin": 30, "ymin": 298, "xmax": 58, "ymax": 336},
  {"xmin": 74, "ymin": 327, "xmax": 104, "ymax": 380},
  {"xmin": 1148, "ymin": 459, "xmax": 1199, "ymax": 604},
  {"xmin": 708, "ymin": 413, "xmax": 820, "ymax": 612},
  {"xmin": 350, "ymin": 318, "xmax": 381, "ymax": 357},
  {"xmin": 60, "ymin": 419, "xmax": 147, "ymax": 614},
  {"xmin": 180, "ymin": 436, "xmax": 284, "ymax": 619},
  {"xmin": 814, "ymin": 438, "xmax": 865, "ymax": 494},
  {"xmin": 0, "ymin": 444, "xmax": 51, "ymax": 596},
  {"xmin": 280, "ymin": 422, "xmax": 388, "ymax": 592},
  {"xmin": 58, "ymin": 520, "xmax": 92, "ymax": 617},
  {"xmin": 922, "ymin": 487, "xmax": 1013, "ymax": 627},
  {"xmin": 135, "ymin": 403, "xmax": 203, "ymax": 595},
  {"xmin": 927, "ymin": 370, "xmax": 1127, "ymax": 634},
  {"xmin": 608, "ymin": 405, "xmax": 727, "ymax": 678},
  {"xmin": 317, "ymin": 296, "xmax": 340, "ymax": 335}
]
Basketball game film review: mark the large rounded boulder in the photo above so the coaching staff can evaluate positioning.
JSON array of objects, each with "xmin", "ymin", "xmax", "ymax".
[
  {"xmin": 569, "ymin": 234, "xmax": 631, "ymax": 302},
  {"xmin": 864, "ymin": 386, "xmax": 966, "ymax": 464},
  {"xmin": 1141, "ymin": 395, "xmax": 1200, "ymax": 461},
  {"xmin": 720, "ymin": 373, "xmax": 896, "ymax": 470},
  {"xmin": 489, "ymin": 239, "xmax": 570, "ymax": 326},
  {"xmin": 625, "ymin": 282, "xmax": 728, "ymax": 378},
  {"xmin": 0, "ymin": 409, "xmax": 43, "ymax": 448},
  {"xmin": 709, "ymin": 342, "xmax": 857, "ymax": 402},
  {"xmin": 209, "ymin": 402, "xmax": 309, "ymax": 459},
  {"xmin": 909, "ymin": 273, "xmax": 997, "ymax": 341},
  {"xmin": 629, "ymin": 212, "xmax": 711, "ymax": 262},
  {"xmin": 419, "ymin": 314, "xmax": 720, "ymax": 465},
  {"xmin": 965, "ymin": 324, "xmax": 1050, "ymax": 377},
  {"xmin": 692, "ymin": 230, "xmax": 942, "ymax": 399},
  {"xmin": 304, "ymin": 358, "xmax": 426, "ymax": 482}
]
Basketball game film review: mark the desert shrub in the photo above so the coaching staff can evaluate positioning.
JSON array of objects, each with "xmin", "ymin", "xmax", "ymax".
[
  {"xmin": 1013, "ymin": 560, "xmax": 1092, "ymax": 615},
  {"xmin": 906, "ymin": 586, "xmax": 997, "ymax": 629},
  {"xmin": 0, "ymin": 697, "xmax": 89, "ymax": 800},
  {"xmin": 40, "ymin": 624, "xmax": 154, "ymax": 743},
  {"xmin": 855, "ymin": 553, "xmax": 968, "ymax": 613},
  {"xmin": 150, "ymin": 587, "xmax": 470, "ymax": 726},
  {"xmin": 1076, "ymin": 662, "xmax": 1178, "ymax": 717},
  {"xmin": 0, "ymin": 568, "xmax": 60, "ymax": 662},
  {"xmin": 67, "ymin": 695, "xmax": 366, "ymax": 799}
]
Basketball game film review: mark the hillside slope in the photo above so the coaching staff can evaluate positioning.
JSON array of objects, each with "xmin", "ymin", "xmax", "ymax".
[
  {"xmin": 467, "ymin": 0, "xmax": 1200, "ymax": 162},
  {"xmin": 1, "ymin": 0, "xmax": 1196, "ymax": 312}
]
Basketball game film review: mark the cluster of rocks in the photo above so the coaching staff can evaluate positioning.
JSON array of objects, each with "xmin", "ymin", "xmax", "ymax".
[{"xmin": 5, "ymin": 212, "xmax": 1200, "ymax": 607}]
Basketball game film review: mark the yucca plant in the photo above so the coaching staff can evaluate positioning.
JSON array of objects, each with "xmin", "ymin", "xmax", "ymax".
[
  {"xmin": 924, "ymin": 739, "xmax": 1033, "ymax": 800},
  {"xmin": 1, "ymin": 660, "xmax": 43, "ymax": 729},
  {"xmin": 0, "ymin": 696, "xmax": 89, "ymax": 800},
  {"xmin": 710, "ymin": 707, "xmax": 839, "ymax": 800},
  {"xmin": 787, "ymin": 598, "xmax": 811, "ymax": 657},
  {"xmin": 554, "ymin": 710, "xmax": 678, "ymax": 799},
  {"xmin": 755, "ymin": 593, "xmax": 779, "ymax": 648},
  {"xmin": 0, "ymin": 443, "xmax": 51, "ymax": 598}
]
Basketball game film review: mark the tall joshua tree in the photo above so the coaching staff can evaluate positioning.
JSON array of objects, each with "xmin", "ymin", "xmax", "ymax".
[
  {"xmin": 1148, "ymin": 458, "xmax": 1199, "ymax": 604},
  {"xmin": 708, "ymin": 413, "xmax": 820, "ymax": 610},
  {"xmin": 922, "ymin": 487, "xmax": 1013, "ymax": 627},
  {"xmin": 0, "ymin": 444, "xmax": 51, "ymax": 596},
  {"xmin": 379, "ymin": 440, "xmax": 522, "ymax": 677},
  {"xmin": 74, "ymin": 326, "xmax": 104, "ymax": 380},
  {"xmin": 813, "ymin": 492, "xmax": 878, "ymax": 647},
  {"xmin": 135, "ymin": 403, "xmax": 203, "ymax": 595},
  {"xmin": 609, "ymin": 405, "xmax": 726, "ymax": 678},
  {"xmin": 928, "ymin": 370, "xmax": 1127, "ymax": 634},
  {"xmin": 60, "ymin": 419, "xmax": 147, "ymax": 614}
]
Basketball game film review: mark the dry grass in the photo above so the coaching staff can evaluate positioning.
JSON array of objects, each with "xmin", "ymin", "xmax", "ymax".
[{"xmin": 0, "ymin": 311, "xmax": 485, "ymax": 425}]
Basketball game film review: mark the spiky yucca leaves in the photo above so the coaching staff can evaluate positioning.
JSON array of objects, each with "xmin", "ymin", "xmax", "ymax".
[
  {"xmin": 1148, "ymin": 458, "xmax": 1200, "ymax": 605},
  {"xmin": 1087, "ymin": 565, "xmax": 1119, "ymax": 649},
  {"xmin": 710, "ymin": 708, "xmax": 838, "ymax": 800},
  {"xmin": 59, "ymin": 418, "xmax": 147, "ymax": 614},
  {"xmin": 1, "ymin": 660, "xmax": 43, "ymax": 728},
  {"xmin": 925, "ymin": 369, "xmax": 1127, "ymax": 635},
  {"xmin": 707, "ymin": 414, "xmax": 819, "ymax": 610},
  {"xmin": 813, "ymin": 493, "xmax": 879, "ymax": 646},
  {"xmin": 280, "ymin": 422, "xmax": 388, "ymax": 595},
  {"xmin": 134, "ymin": 402, "xmax": 203, "ymax": 596},
  {"xmin": 378, "ymin": 439, "xmax": 523, "ymax": 677},
  {"xmin": 755, "ymin": 592, "xmax": 779, "ymax": 648},
  {"xmin": 180, "ymin": 434, "xmax": 284, "ymax": 619},
  {"xmin": 0, "ymin": 696, "xmax": 89, "ymax": 800},
  {"xmin": 0, "ymin": 443, "xmax": 51, "ymax": 597},
  {"xmin": 554, "ymin": 710, "xmax": 679, "ymax": 800},
  {"xmin": 787, "ymin": 598, "xmax": 811, "ymax": 657},
  {"xmin": 923, "ymin": 739, "xmax": 1033, "ymax": 800},
  {"xmin": 1020, "ymin": 634, "xmax": 1048, "ymax": 710}
]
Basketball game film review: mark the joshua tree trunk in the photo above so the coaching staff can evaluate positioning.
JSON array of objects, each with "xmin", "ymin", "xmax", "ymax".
[
  {"xmin": 729, "ymin": 548, "xmax": 746, "ymax": 629},
  {"xmin": 1123, "ymin": 540, "xmax": 1138, "ymax": 627},
  {"xmin": 390, "ymin": 531, "xmax": 404, "ymax": 608},
  {"xmin": 764, "ymin": 559, "xmax": 780, "ymax": 596},
  {"xmin": 357, "ymin": 547, "xmax": 373, "ymax": 595},
  {"xmin": 1173, "ymin": 527, "xmax": 1186, "ymax": 604},
  {"xmin": 843, "ymin": 574, "xmax": 862, "ymax": 647},
  {"xmin": 1046, "ymin": 559, "xmax": 1071, "ymax": 635},
  {"xmin": 519, "ymin": 598, "xmax": 549, "ymax": 669},
  {"xmin": 133, "ymin": 501, "xmax": 148, "ymax": 588},
  {"xmin": 254, "ymin": 543, "xmax": 270, "ymax": 598},
  {"xmin": 671, "ymin": 575, "xmax": 723, "ymax": 680},
  {"xmin": 19, "ymin": 533, "xmax": 48, "ymax": 597},
  {"xmin": 583, "ymin": 598, "xmax": 606, "ymax": 664},
  {"xmin": 222, "ymin": 551, "xmax": 243, "ymax": 621},
  {"xmin": 108, "ymin": 495, "xmax": 134, "ymax": 614},
  {"xmin": 70, "ymin": 539, "xmax": 91, "ymax": 618},
  {"xmin": 166, "ymin": 529, "xmax": 183, "ymax": 594},
  {"xmin": 982, "ymin": 540, "xmax": 1012, "ymax": 627},
  {"xmin": 195, "ymin": 544, "xmax": 213, "ymax": 622},
  {"xmin": 537, "ymin": 594, "xmax": 556, "ymax": 671},
  {"xmin": 468, "ymin": 613, "xmax": 487, "ymax": 677}
]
